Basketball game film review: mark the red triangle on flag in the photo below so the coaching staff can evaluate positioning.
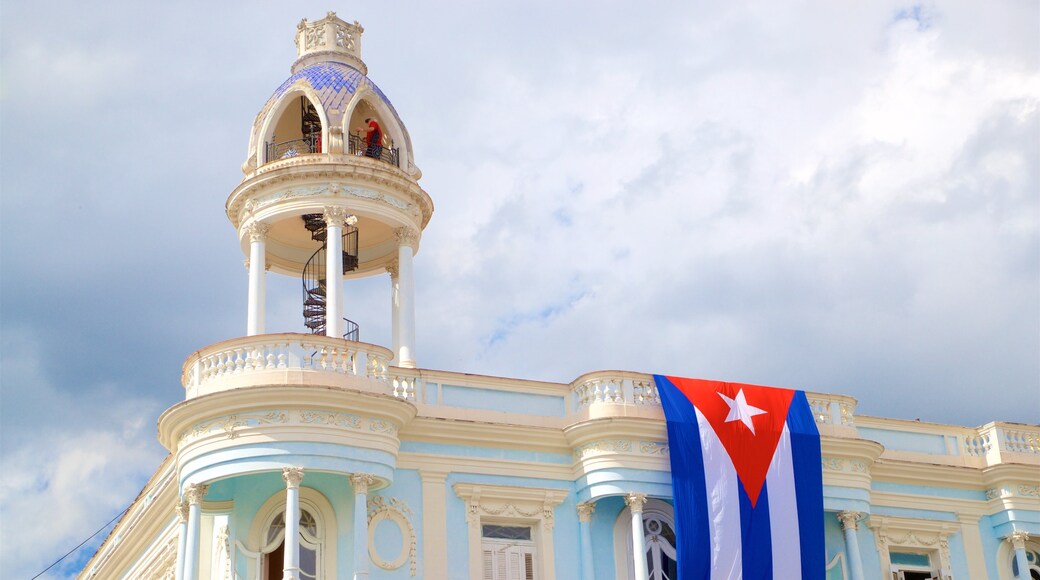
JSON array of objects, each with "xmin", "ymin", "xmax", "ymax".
[{"xmin": 667, "ymin": 376, "xmax": 796, "ymax": 507}]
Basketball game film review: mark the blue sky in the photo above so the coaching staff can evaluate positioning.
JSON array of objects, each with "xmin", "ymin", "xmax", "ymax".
[{"xmin": 1, "ymin": 1, "xmax": 1037, "ymax": 577}]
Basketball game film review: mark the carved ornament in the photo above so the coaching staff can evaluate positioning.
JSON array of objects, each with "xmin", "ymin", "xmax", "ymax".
[
  {"xmin": 282, "ymin": 467, "xmax": 304, "ymax": 489},
  {"xmin": 350, "ymin": 473, "xmax": 376, "ymax": 494},
  {"xmin": 183, "ymin": 483, "xmax": 209, "ymax": 505},
  {"xmin": 837, "ymin": 511, "xmax": 862, "ymax": 531},
  {"xmin": 625, "ymin": 493, "xmax": 648, "ymax": 513},
  {"xmin": 368, "ymin": 496, "xmax": 417, "ymax": 575},
  {"xmin": 576, "ymin": 501, "xmax": 596, "ymax": 523}
]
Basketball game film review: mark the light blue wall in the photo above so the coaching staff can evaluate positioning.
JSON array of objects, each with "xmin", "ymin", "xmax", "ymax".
[
  {"xmin": 399, "ymin": 441, "xmax": 572, "ymax": 464},
  {"xmin": 440, "ymin": 384, "xmax": 566, "ymax": 416},
  {"xmin": 857, "ymin": 427, "xmax": 949, "ymax": 455},
  {"xmin": 871, "ymin": 481, "xmax": 988, "ymax": 501},
  {"xmin": 823, "ymin": 512, "xmax": 847, "ymax": 576},
  {"xmin": 589, "ymin": 495, "xmax": 625, "ymax": 580}
]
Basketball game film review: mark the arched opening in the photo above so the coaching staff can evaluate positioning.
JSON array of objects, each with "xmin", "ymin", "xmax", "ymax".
[
  {"xmin": 613, "ymin": 498, "xmax": 677, "ymax": 580},
  {"xmin": 346, "ymin": 99, "xmax": 399, "ymax": 166},
  {"xmin": 265, "ymin": 95, "xmax": 324, "ymax": 163},
  {"xmin": 261, "ymin": 508, "xmax": 321, "ymax": 580}
]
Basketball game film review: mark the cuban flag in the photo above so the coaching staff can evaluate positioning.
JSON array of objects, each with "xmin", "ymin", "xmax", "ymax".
[{"xmin": 655, "ymin": 375, "xmax": 824, "ymax": 579}]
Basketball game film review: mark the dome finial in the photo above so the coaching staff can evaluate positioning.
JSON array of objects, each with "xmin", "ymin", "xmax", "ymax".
[{"xmin": 292, "ymin": 12, "xmax": 366, "ymax": 75}]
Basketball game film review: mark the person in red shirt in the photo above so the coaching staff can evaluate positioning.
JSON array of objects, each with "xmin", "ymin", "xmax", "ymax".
[{"xmin": 364, "ymin": 118, "xmax": 382, "ymax": 159}]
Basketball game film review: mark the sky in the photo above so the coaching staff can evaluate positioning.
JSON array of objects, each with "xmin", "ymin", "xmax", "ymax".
[{"xmin": 1, "ymin": 1, "xmax": 1037, "ymax": 577}]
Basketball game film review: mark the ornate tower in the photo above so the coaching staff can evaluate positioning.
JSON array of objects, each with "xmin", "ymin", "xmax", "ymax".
[
  {"xmin": 159, "ymin": 14, "xmax": 429, "ymax": 580},
  {"xmin": 229, "ymin": 11, "xmax": 432, "ymax": 367}
]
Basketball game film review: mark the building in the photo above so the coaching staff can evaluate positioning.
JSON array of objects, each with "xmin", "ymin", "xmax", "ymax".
[{"xmin": 79, "ymin": 12, "xmax": 1040, "ymax": 580}]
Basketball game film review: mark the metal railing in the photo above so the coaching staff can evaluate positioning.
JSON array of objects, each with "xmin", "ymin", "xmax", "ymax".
[
  {"xmin": 348, "ymin": 133, "xmax": 400, "ymax": 167},
  {"xmin": 265, "ymin": 136, "xmax": 320, "ymax": 162}
]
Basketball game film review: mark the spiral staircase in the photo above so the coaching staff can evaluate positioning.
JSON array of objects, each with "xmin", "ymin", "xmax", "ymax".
[{"xmin": 301, "ymin": 214, "xmax": 360, "ymax": 340}]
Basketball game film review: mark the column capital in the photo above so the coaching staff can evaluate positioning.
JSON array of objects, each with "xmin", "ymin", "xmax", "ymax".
[
  {"xmin": 282, "ymin": 466, "xmax": 305, "ymax": 489},
  {"xmin": 576, "ymin": 501, "xmax": 596, "ymax": 523},
  {"xmin": 394, "ymin": 227, "xmax": 419, "ymax": 248},
  {"xmin": 624, "ymin": 493, "xmax": 648, "ymax": 513},
  {"xmin": 175, "ymin": 500, "xmax": 190, "ymax": 523},
  {"xmin": 1009, "ymin": 530, "xmax": 1031, "ymax": 550},
  {"xmin": 837, "ymin": 511, "xmax": 863, "ymax": 531},
  {"xmin": 350, "ymin": 472, "xmax": 376, "ymax": 494},
  {"xmin": 386, "ymin": 258, "xmax": 399, "ymax": 279},
  {"xmin": 323, "ymin": 206, "xmax": 357, "ymax": 228},
  {"xmin": 183, "ymin": 483, "xmax": 209, "ymax": 505},
  {"xmin": 245, "ymin": 221, "xmax": 270, "ymax": 242}
]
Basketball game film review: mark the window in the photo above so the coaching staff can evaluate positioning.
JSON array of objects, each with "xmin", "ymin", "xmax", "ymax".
[
  {"xmin": 890, "ymin": 551, "xmax": 937, "ymax": 580},
  {"xmin": 614, "ymin": 498, "xmax": 677, "ymax": 580},
  {"xmin": 481, "ymin": 525, "xmax": 535, "ymax": 580},
  {"xmin": 262, "ymin": 509, "xmax": 321, "ymax": 580},
  {"xmin": 1011, "ymin": 547, "xmax": 1040, "ymax": 580}
]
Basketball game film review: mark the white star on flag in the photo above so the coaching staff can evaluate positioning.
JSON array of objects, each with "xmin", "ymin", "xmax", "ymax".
[{"xmin": 718, "ymin": 389, "xmax": 767, "ymax": 434}]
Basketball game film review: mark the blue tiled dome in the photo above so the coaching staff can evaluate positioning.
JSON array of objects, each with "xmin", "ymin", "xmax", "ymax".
[{"xmin": 253, "ymin": 61, "xmax": 402, "ymax": 131}]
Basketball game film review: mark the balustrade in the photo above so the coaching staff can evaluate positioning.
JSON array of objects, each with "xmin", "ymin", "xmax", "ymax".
[{"xmin": 182, "ymin": 333, "xmax": 397, "ymax": 399}]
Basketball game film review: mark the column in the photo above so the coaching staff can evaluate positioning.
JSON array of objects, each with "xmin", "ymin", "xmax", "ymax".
[
  {"xmin": 577, "ymin": 502, "xmax": 596, "ymax": 580},
  {"xmin": 394, "ymin": 228, "xmax": 418, "ymax": 368},
  {"xmin": 625, "ymin": 493, "xmax": 648, "ymax": 580},
  {"xmin": 246, "ymin": 222, "xmax": 270, "ymax": 336},
  {"xmin": 386, "ymin": 259, "xmax": 400, "ymax": 364},
  {"xmin": 174, "ymin": 501, "xmax": 189, "ymax": 580},
  {"xmin": 182, "ymin": 483, "xmax": 208, "ymax": 580},
  {"xmin": 282, "ymin": 467, "xmax": 305, "ymax": 580},
  {"xmin": 837, "ymin": 511, "xmax": 866, "ymax": 580},
  {"xmin": 350, "ymin": 473, "xmax": 375, "ymax": 580},
  {"xmin": 1010, "ymin": 531, "xmax": 1031, "ymax": 578},
  {"xmin": 323, "ymin": 207, "xmax": 349, "ymax": 338},
  {"xmin": 419, "ymin": 469, "xmax": 449, "ymax": 579}
]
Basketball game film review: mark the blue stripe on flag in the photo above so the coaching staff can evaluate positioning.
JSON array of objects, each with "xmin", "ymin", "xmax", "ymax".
[
  {"xmin": 788, "ymin": 391, "xmax": 826, "ymax": 580},
  {"xmin": 739, "ymin": 481, "xmax": 773, "ymax": 580},
  {"xmin": 656, "ymin": 375, "xmax": 712, "ymax": 580}
]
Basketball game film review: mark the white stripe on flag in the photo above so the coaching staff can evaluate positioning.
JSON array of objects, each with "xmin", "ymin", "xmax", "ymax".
[
  {"xmin": 767, "ymin": 425, "xmax": 803, "ymax": 579},
  {"xmin": 695, "ymin": 409, "xmax": 742, "ymax": 580}
]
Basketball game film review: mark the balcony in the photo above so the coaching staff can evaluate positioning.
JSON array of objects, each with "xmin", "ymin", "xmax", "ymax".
[
  {"xmin": 260, "ymin": 135, "xmax": 400, "ymax": 168},
  {"xmin": 180, "ymin": 333, "xmax": 399, "ymax": 400}
]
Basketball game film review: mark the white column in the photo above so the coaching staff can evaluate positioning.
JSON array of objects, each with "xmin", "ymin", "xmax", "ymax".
[
  {"xmin": 246, "ymin": 222, "xmax": 269, "ymax": 336},
  {"xmin": 394, "ymin": 228, "xmax": 418, "ymax": 368},
  {"xmin": 1010, "ymin": 531, "xmax": 1031, "ymax": 578},
  {"xmin": 350, "ymin": 473, "xmax": 375, "ymax": 580},
  {"xmin": 282, "ymin": 467, "xmax": 305, "ymax": 580},
  {"xmin": 182, "ymin": 484, "xmax": 208, "ymax": 580},
  {"xmin": 626, "ymin": 493, "xmax": 648, "ymax": 580},
  {"xmin": 174, "ymin": 501, "xmax": 189, "ymax": 580},
  {"xmin": 577, "ymin": 502, "xmax": 596, "ymax": 580},
  {"xmin": 323, "ymin": 208, "xmax": 348, "ymax": 338},
  {"xmin": 386, "ymin": 259, "xmax": 400, "ymax": 364},
  {"xmin": 838, "ymin": 511, "xmax": 866, "ymax": 580}
]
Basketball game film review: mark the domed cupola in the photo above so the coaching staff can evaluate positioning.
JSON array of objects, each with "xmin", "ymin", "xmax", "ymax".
[{"xmin": 225, "ymin": 11, "xmax": 433, "ymax": 369}]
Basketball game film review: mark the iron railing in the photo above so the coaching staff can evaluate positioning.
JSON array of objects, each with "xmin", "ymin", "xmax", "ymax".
[
  {"xmin": 301, "ymin": 214, "xmax": 360, "ymax": 338},
  {"xmin": 265, "ymin": 135, "xmax": 320, "ymax": 162},
  {"xmin": 348, "ymin": 134, "xmax": 399, "ymax": 167}
]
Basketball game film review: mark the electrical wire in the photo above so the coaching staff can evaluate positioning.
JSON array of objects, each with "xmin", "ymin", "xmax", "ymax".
[{"xmin": 31, "ymin": 505, "xmax": 130, "ymax": 579}]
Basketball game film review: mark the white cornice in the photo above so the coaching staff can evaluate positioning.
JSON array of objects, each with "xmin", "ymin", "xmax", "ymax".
[{"xmin": 397, "ymin": 453, "xmax": 573, "ymax": 480}]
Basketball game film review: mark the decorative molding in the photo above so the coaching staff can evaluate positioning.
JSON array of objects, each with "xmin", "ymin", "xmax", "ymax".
[
  {"xmin": 574, "ymin": 439, "xmax": 631, "ymax": 459},
  {"xmin": 323, "ymin": 206, "xmax": 350, "ymax": 228},
  {"xmin": 394, "ymin": 227, "xmax": 419, "ymax": 248},
  {"xmin": 1009, "ymin": 531, "xmax": 1030, "ymax": 550},
  {"xmin": 245, "ymin": 221, "xmax": 270, "ymax": 242},
  {"xmin": 350, "ymin": 473, "xmax": 375, "ymax": 495},
  {"xmin": 868, "ymin": 515, "xmax": 958, "ymax": 574},
  {"xmin": 299, "ymin": 410, "xmax": 361, "ymax": 429},
  {"xmin": 367, "ymin": 496, "xmax": 417, "ymax": 575},
  {"xmin": 385, "ymin": 258, "xmax": 399, "ymax": 279},
  {"xmin": 175, "ymin": 501, "xmax": 189, "ymax": 523},
  {"xmin": 282, "ymin": 467, "xmax": 304, "ymax": 489},
  {"xmin": 639, "ymin": 441, "xmax": 669, "ymax": 456},
  {"xmin": 183, "ymin": 483, "xmax": 209, "ymax": 505},
  {"xmin": 625, "ymin": 493, "xmax": 648, "ymax": 513},
  {"xmin": 177, "ymin": 409, "xmax": 403, "ymax": 446},
  {"xmin": 453, "ymin": 483, "xmax": 568, "ymax": 531},
  {"xmin": 821, "ymin": 456, "xmax": 868, "ymax": 474},
  {"xmin": 576, "ymin": 501, "xmax": 595, "ymax": 523},
  {"xmin": 837, "ymin": 511, "xmax": 862, "ymax": 531},
  {"xmin": 1019, "ymin": 485, "xmax": 1039, "ymax": 498}
]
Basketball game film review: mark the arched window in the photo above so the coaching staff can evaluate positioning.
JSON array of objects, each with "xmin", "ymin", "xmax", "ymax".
[
  {"xmin": 613, "ymin": 498, "xmax": 678, "ymax": 580},
  {"xmin": 261, "ymin": 508, "xmax": 322, "ymax": 580},
  {"xmin": 1012, "ymin": 546, "xmax": 1040, "ymax": 580}
]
